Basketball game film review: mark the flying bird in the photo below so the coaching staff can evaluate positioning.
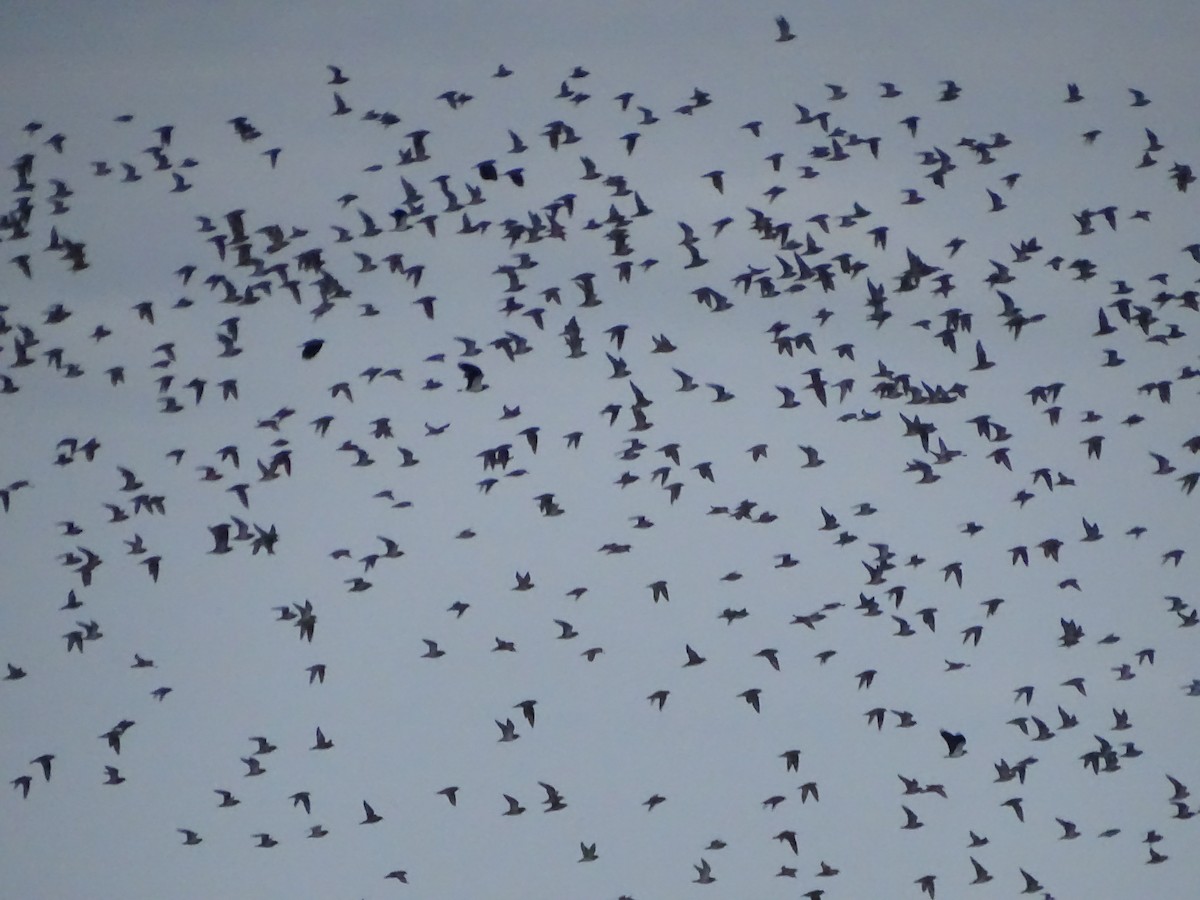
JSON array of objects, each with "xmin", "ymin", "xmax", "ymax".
[
  {"xmin": 458, "ymin": 362, "xmax": 487, "ymax": 392},
  {"xmin": 940, "ymin": 730, "xmax": 967, "ymax": 757}
]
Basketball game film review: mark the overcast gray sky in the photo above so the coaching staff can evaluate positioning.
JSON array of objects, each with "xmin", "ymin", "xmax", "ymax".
[{"xmin": 2, "ymin": 2, "xmax": 1199, "ymax": 898}]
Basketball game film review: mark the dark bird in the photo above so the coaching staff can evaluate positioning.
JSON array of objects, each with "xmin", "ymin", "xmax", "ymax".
[
  {"xmin": 515, "ymin": 699, "xmax": 537, "ymax": 727},
  {"xmin": 361, "ymin": 801, "xmax": 383, "ymax": 824},
  {"xmin": 644, "ymin": 793, "xmax": 666, "ymax": 811},
  {"xmin": 215, "ymin": 789, "xmax": 240, "ymax": 807},
  {"xmin": 31, "ymin": 754, "xmax": 54, "ymax": 781},
  {"xmin": 970, "ymin": 857, "xmax": 992, "ymax": 884},
  {"xmin": 1002, "ymin": 796, "xmax": 1025, "ymax": 822},
  {"xmin": 941, "ymin": 730, "xmax": 966, "ymax": 757},
  {"xmin": 458, "ymin": 362, "xmax": 487, "ymax": 392}
]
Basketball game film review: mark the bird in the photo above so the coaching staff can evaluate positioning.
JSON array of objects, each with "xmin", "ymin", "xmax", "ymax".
[
  {"xmin": 215, "ymin": 790, "xmax": 240, "ymax": 807},
  {"xmin": 941, "ymin": 730, "xmax": 967, "ymax": 757},
  {"xmin": 290, "ymin": 792, "xmax": 311, "ymax": 814},
  {"xmin": 31, "ymin": 755, "xmax": 54, "ymax": 781},
  {"xmin": 514, "ymin": 699, "xmax": 537, "ymax": 727},
  {"xmin": 970, "ymin": 857, "xmax": 993, "ymax": 884},
  {"xmin": 1020, "ymin": 869, "xmax": 1043, "ymax": 893},
  {"xmin": 1003, "ymin": 797, "xmax": 1025, "ymax": 822},
  {"xmin": 361, "ymin": 801, "xmax": 383, "ymax": 824},
  {"xmin": 458, "ymin": 362, "xmax": 487, "ymax": 392},
  {"xmin": 553, "ymin": 619, "xmax": 578, "ymax": 639},
  {"xmin": 644, "ymin": 793, "xmax": 666, "ymax": 811},
  {"xmin": 756, "ymin": 648, "xmax": 780, "ymax": 671},
  {"xmin": 901, "ymin": 805, "xmax": 923, "ymax": 829},
  {"xmin": 249, "ymin": 736, "xmax": 276, "ymax": 755}
]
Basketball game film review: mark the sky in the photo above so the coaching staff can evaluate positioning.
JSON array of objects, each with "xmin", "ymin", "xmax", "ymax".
[{"xmin": 2, "ymin": 2, "xmax": 1199, "ymax": 897}]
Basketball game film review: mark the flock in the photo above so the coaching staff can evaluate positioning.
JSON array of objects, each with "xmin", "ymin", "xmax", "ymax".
[{"xmin": 2, "ymin": 10, "xmax": 1199, "ymax": 899}]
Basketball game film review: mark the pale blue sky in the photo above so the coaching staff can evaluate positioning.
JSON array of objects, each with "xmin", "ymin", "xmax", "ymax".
[{"xmin": 2, "ymin": 2, "xmax": 1198, "ymax": 897}]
